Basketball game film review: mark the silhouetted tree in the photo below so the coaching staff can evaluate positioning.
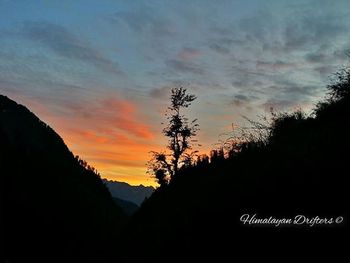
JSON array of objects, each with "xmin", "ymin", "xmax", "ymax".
[
  {"xmin": 328, "ymin": 66, "xmax": 350, "ymax": 101},
  {"xmin": 148, "ymin": 87, "xmax": 199, "ymax": 186},
  {"xmin": 316, "ymin": 65, "xmax": 350, "ymax": 117},
  {"xmin": 154, "ymin": 169, "xmax": 167, "ymax": 186},
  {"xmin": 210, "ymin": 148, "xmax": 225, "ymax": 164},
  {"xmin": 196, "ymin": 154, "xmax": 209, "ymax": 167}
]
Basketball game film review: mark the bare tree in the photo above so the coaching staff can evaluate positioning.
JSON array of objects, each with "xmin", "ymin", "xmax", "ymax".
[{"xmin": 148, "ymin": 87, "xmax": 199, "ymax": 186}]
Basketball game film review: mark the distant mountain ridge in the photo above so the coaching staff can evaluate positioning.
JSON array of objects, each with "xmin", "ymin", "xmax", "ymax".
[{"xmin": 103, "ymin": 179, "xmax": 154, "ymax": 206}]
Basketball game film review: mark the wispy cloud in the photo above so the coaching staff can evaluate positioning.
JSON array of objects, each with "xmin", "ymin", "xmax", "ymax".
[
  {"xmin": 165, "ymin": 59, "xmax": 204, "ymax": 75},
  {"xmin": 256, "ymin": 60, "xmax": 297, "ymax": 72},
  {"xmin": 178, "ymin": 47, "xmax": 200, "ymax": 61},
  {"xmin": 100, "ymin": 98, "xmax": 154, "ymax": 139},
  {"xmin": 22, "ymin": 22, "xmax": 122, "ymax": 74},
  {"xmin": 261, "ymin": 99, "xmax": 307, "ymax": 112},
  {"xmin": 57, "ymin": 96, "xmax": 154, "ymax": 140},
  {"xmin": 109, "ymin": 7, "xmax": 174, "ymax": 38},
  {"xmin": 149, "ymin": 86, "xmax": 172, "ymax": 99}
]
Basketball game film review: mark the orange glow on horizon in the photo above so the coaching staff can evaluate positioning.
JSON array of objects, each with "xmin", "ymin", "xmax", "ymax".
[
  {"xmin": 6, "ymin": 93, "xmax": 212, "ymax": 187},
  {"xmin": 55, "ymin": 97, "xmax": 159, "ymax": 186}
]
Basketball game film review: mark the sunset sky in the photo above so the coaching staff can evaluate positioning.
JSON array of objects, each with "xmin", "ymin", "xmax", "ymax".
[{"xmin": 1, "ymin": 0, "xmax": 349, "ymax": 186}]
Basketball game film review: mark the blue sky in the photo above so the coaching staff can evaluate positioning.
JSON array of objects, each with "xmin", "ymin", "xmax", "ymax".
[{"xmin": 1, "ymin": 0, "xmax": 350, "ymax": 185}]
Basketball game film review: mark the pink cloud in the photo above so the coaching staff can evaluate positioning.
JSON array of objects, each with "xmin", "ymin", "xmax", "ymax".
[
  {"xmin": 58, "ymin": 97, "xmax": 154, "ymax": 140},
  {"xmin": 178, "ymin": 47, "xmax": 200, "ymax": 61},
  {"xmin": 100, "ymin": 98, "xmax": 154, "ymax": 139}
]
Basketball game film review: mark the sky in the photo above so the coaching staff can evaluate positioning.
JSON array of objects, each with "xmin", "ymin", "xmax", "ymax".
[{"xmin": 1, "ymin": 0, "xmax": 349, "ymax": 186}]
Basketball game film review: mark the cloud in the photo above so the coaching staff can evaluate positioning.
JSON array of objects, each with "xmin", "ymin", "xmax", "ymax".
[
  {"xmin": 235, "ymin": 94, "xmax": 250, "ymax": 101},
  {"xmin": 101, "ymin": 98, "xmax": 154, "ymax": 139},
  {"xmin": 208, "ymin": 36, "xmax": 234, "ymax": 55},
  {"xmin": 149, "ymin": 86, "xmax": 172, "ymax": 99},
  {"xmin": 61, "ymin": 97, "xmax": 154, "ymax": 140},
  {"xmin": 12, "ymin": 92, "xmax": 154, "ymax": 141},
  {"xmin": 258, "ymin": 3, "xmax": 348, "ymax": 54},
  {"xmin": 305, "ymin": 53, "xmax": 327, "ymax": 63},
  {"xmin": 165, "ymin": 59, "xmax": 204, "ymax": 75},
  {"xmin": 230, "ymin": 94, "xmax": 249, "ymax": 107},
  {"xmin": 178, "ymin": 47, "xmax": 200, "ymax": 60},
  {"xmin": 256, "ymin": 60, "xmax": 296, "ymax": 71},
  {"xmin": 261, "ymin": 99, "xmax": 299, "ymax": 112},
  {"xmin": 209, "ymin": 43, "xmax": 230, "ymax": 55},
  {"xmin": 110, "ymin": 8, "xmax": 174, "ymax": 38},
  {"xmin": 283, "ymin": 12, "xmax": 348, "ymax": 52},
  {"xmin": 22, "ymin": 22, "xmax": 121, "ymax": 74},
  {"xmin": 229, "ymin": 94, "xmax": 259, "ymax": 108},
  {"xmin": 314, "ymin": 65, "xmax": 334, "ymax": 76},
  {"xmin": 283, "ymin": 85, "xmax": 320, "ymax": 97}
]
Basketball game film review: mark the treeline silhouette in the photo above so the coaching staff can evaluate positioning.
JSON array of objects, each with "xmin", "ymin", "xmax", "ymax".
[
  {"xmin": 122, "ymin": 66, "xmax": 349, "ymax": 260},
  {"xmin": 0, "ymin": 95, "xmax": 127, "ymax": 262}
]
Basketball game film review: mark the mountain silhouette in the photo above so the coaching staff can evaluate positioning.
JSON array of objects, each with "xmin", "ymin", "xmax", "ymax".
[
  {"xmin": 2, "ymin": 64, "xmax": 349, "ymax": 261},
  {"xmin": 103, "ymin": 179, "xmax": 154, "ymax": 206},
  {"xmin": 122, "ymin": 70, "xmax": 349, "ymax": 261},
  {"xmin": 0, "ymin": 95, "xmax": 126, "ymax": 261},
  {"xmin": 112, "ymin": 197, "xmax": 139, "ymax": 216}
]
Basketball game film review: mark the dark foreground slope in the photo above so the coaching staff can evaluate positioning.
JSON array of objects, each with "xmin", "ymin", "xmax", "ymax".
[
  {"xmin": 112, "ymin": 197, "xmax": 139, "ymax": 216},
  {"xmin": 123, "ymin": 73, "xmax": 349, "ymax": 260},
  {"xmin": 0, "ymin": 95, "xmax": 126, "ymax": 261}
]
